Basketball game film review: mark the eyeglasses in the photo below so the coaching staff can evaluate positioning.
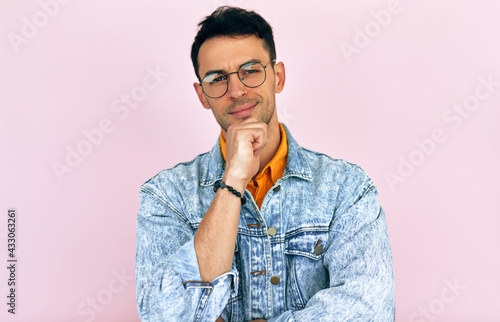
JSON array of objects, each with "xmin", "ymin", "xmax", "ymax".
[{"xmin": 200, "ymin": 60, "xmax": 276, "ymax": 99}]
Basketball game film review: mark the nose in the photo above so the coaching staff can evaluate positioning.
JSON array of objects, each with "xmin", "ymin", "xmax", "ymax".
[{"xmin": 226, "ymin": 72, "xmax": 247, "ymax": 99}]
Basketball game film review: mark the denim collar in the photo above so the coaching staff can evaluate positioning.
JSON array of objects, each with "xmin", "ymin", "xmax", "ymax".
[{"xmin": 200, "ymin": 123, "xmax": 312, "ymax": 186}]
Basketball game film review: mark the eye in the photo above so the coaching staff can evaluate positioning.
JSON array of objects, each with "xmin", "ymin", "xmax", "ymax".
[
  {"xmin": 211, "ymin": 76, "xmax": 225, "ymax": 83},
  {"xmin": 240, "ymin": 63, "xmax": 263, "ymax": 77},
  {"xmin": 204, "ymin": 73, "xmax": 226, "ymax": 85},
  {"xmin": 242, "ymin": 69, "xmax": 259, "ymax": 75}
]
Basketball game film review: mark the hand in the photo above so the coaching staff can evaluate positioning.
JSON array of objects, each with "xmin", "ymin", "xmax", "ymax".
[{"xmin": 223, "ymin": 117, "xmax": 268, "ymax": 191}]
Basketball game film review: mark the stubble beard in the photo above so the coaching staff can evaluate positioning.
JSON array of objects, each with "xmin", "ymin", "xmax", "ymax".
[{"xmin": 211, "ymin": 96, "xmax": 276, "ymax": 132}]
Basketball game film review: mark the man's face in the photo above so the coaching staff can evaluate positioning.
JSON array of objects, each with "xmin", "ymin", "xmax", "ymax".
[{"xmin": 194, "ymin": 34, "xmax": 285, "ymax": 132}]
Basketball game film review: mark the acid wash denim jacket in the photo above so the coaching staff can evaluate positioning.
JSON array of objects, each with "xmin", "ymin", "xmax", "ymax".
[{"xmin": 135, "ymin": 123, "xmax": 395, "ymax": 321}]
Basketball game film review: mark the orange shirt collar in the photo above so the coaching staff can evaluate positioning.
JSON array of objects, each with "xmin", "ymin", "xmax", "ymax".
[{"xmin": 219, "ymin": 122, "xmax": 288, "ymax": 183}]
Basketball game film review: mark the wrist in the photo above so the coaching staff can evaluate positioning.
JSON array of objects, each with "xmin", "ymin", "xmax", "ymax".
[
  {"xmin": 214, "ymin": 180, "xmax": 247, "ymax": 205},
  {"xmin": 221, "ymin": 173, "xmax": 247, "ymax": 194}
]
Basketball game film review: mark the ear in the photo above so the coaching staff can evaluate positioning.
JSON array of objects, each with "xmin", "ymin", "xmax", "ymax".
[
  {"xmin": 273, "ymin": 62, "xmax": 286, "ymax": 94},
  {"xmin": 193, "ymin": 82, "xmax": 211, "ymax": 110}
]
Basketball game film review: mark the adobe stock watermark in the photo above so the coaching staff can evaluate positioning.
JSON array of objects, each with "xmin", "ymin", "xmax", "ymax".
[
  {"xmin": 385, "ymin": 74, "xmax": 499, "ymax": 192},
  {"xmin": 51, "ymin": 65, "xmax": 167, "ymax": 182},
  {"xmin": 409, "ymin": 278, "xmax": 467, "ymax": 321},
  {"xmin": 7, "ymin": 0, "xmax": 73, "ymax": 53},
  {"xmin": 76, "ymin": 267, "xmax": 134, "ymax": 322},
  {"xmin": 277, "ymin": 105, "xmax": 296, "ymax": 125},
  {"xmin": 340, "ymin": 0, "xmax": 404, "ymax": 63}
]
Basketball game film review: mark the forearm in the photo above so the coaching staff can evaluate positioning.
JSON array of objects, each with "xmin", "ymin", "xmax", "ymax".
[
  {"xmin": 137, "ymin": 247, "xmax": 237, "ymax": 321},
  {"xmin": 194, "ymin": 175, "xmax": 247, "ymax": 282},
  {"xmin": 136, "ymin": 185, "xmax": 239, "ymax": 321}
]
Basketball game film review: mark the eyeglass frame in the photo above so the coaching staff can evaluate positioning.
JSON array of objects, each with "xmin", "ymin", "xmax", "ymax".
[{"xmin": 199, "ymin": 59, "xmax": 276, "ymax": 99}]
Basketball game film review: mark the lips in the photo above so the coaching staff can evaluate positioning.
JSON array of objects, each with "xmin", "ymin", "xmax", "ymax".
[{"xmin": 229, "ymin": 103, "xmax": 257, "ymax": 117}]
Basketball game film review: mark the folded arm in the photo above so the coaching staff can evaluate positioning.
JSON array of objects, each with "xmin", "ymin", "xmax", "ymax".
[
  {"xmin": 270, "ymin": 181, "xmax": 395, "ymax": 322},
  {"xmin": 135, "ymin": 185, "xmax": 238, "ymax": 321}
]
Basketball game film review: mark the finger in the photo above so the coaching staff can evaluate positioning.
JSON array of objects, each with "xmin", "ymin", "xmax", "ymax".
[
  {"xmin": 240, "ymin": 116, "xmax": 260, "ymax": 124},
  {"xmin": 250, "ymin": 130, "xmax": 268, "ymax": 154},
  {"xmin": 227, "ymin": 117, "xmax": 262, "ymax": 137}
]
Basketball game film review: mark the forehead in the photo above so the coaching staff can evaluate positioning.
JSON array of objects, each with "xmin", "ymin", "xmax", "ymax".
[{"xmin": 197, "ymin": 34, "xmax": 269, "ymax": 74}]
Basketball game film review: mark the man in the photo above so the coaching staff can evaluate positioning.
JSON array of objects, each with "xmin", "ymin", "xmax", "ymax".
[{"xmin": 135, "ymin": 6, "xmax": 395, "ymax": 322}]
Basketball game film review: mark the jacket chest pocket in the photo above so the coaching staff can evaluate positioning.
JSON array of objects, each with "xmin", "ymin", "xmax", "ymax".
[{"xmin": 284, "ymin": 230, "xmax": 330, "ymax": 310}]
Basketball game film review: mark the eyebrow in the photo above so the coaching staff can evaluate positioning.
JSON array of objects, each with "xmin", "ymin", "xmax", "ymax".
[{"xmin": 203, "ymin": 59, "xmax": 263, "ymax": 78}]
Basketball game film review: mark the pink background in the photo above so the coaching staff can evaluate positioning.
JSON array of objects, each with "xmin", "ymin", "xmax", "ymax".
[{"xmin": 1, "ymin": 0, "xmax": 499, "ymax": 321}]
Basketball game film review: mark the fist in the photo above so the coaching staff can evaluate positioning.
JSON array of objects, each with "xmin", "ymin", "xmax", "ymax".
[{"xmin": 223, "ymin": 117, "xmax": 268, "ymax": 191}]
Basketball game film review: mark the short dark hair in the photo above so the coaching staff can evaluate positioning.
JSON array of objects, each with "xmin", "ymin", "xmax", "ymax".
[{"xmin": 191, "ymin": 6, "xmax": 276, "ymax": 81}]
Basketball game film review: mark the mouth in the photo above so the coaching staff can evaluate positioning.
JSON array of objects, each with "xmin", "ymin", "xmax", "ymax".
[{"xmin": 229, "ymin": 103, "xmax": 257, "ymax": 118}]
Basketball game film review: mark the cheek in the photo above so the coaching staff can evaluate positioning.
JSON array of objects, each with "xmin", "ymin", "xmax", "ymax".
[
  {"xmin": 209, "ymin": 100, "xmax": 230, "ymax": 115},
  {"xmin": 254, "ymin": 85, "xmax": 272, "ymax": 97}
]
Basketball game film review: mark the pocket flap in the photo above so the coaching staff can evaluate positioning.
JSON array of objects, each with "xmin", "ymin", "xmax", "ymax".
[{"xmin": 284, "ymin": 230, "xmax": 328, "ymax": 260}]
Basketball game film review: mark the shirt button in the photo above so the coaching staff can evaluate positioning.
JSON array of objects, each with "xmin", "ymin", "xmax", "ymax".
[
  {"xmin": 314, "ymin": 244, "xmax": 324, "ymax": 255},
  {"xmin": 267, "ymin": 227, "xmax": 277, "ymax": 236},
  {"xmin": 270, "ymin": 276, "xmax": 280, "ymax": 285},
  {"xmin": 273, "ymin": 185, "xmax": 281, "ymax": 192}
]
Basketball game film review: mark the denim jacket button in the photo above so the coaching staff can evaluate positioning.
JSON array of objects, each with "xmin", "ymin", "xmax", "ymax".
[
  {"xmin": 314, "ymin": 244, "xmax": 324, "ymax": 255},
  {"xmin": 270, "ymin": 276, "xmax": 280, "ymax": 285},
  {"xmin": 267, "ymin": 227, "xmax": 277, "ymax": 236}
]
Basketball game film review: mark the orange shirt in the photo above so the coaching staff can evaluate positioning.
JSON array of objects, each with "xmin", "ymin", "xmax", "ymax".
[{"xmin": 220, "ymin": 123, "xmax": 288, "ymax": 209}]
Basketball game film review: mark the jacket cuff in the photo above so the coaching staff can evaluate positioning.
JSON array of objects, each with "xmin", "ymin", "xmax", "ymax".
[{"xmin": 171, "ymin": 238, "xmax": 239, "ymax": 295}]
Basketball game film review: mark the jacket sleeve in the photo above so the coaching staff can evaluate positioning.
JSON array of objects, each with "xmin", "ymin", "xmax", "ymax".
[
  {"xmin": 135, "ymin": 181, "xmax": 239, "ymax": 321},
  {"xmin": 270, "ymin": 181, "xmax": 395, "ymax": 322}
]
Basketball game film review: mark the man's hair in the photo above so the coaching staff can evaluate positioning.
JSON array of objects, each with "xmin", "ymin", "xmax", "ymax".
[{"xmin": 191, "ymin": 6, "xmax": 276, "ymax": 81}]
